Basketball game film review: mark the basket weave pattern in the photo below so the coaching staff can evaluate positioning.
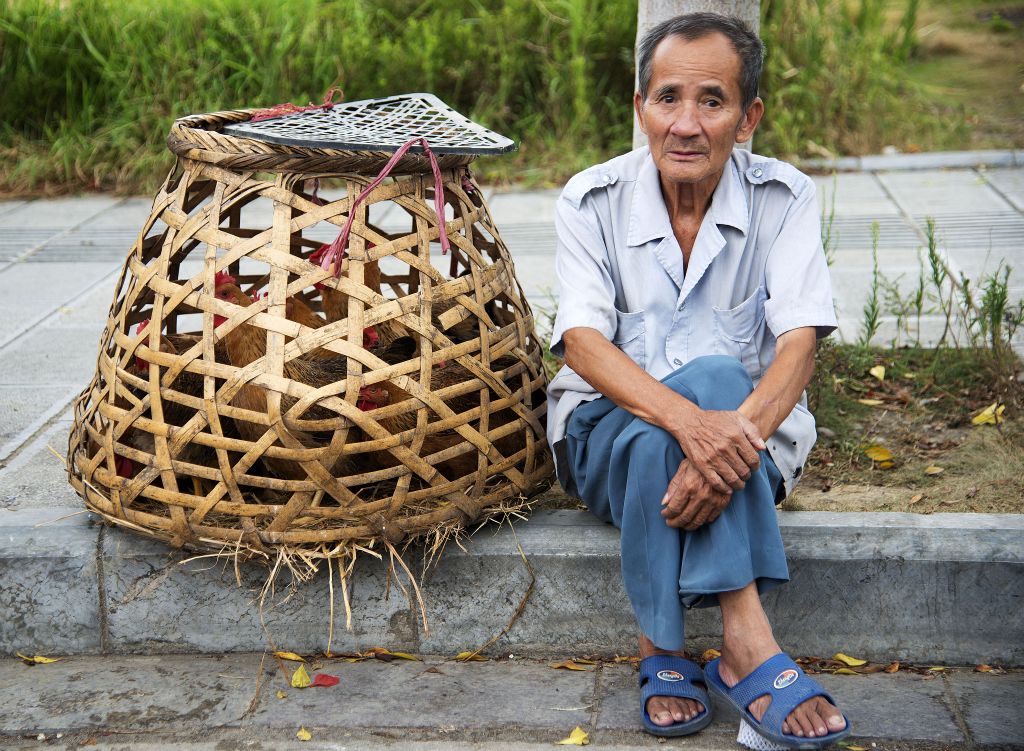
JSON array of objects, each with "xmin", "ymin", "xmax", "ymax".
[{"xmin": 68, "ymin": 110, "xmax": 552, "ymax": 558}]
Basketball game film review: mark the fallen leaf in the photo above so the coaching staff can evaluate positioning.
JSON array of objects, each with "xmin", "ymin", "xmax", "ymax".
[
  {"xmin": 909, "ymin": 494, "xmax": 924, "ymax": 504},
  {"xmin": 454, "ymin": 651, "xmax": 487, "ymax": 662},
  {"xmin": 273, "ymin": 651, "xmax": 305, "ymax": 662},
  {"xmin": 877, "ymin": 460, "xmax": 895, "ymax": 469},
  {"xmin": 365, "ymin": 647, "xmax": 419, "ymax": 661},
  {"xmin": 857, "ymin": 398, "xmax": 885, "ymax": 406},
  {"xmin": 556, "ymin": 726, "xmax": 590, "ymax": 746},
  {"xmin": 833, "ymin": 653, "xmax": 867, "ymax": 667},
  {"xmin": 16, "ymin": 652, "xmax": 62, "ymax": 665},
  {"xmin": 971, "ymin": 403, "xmax": 1005, "ymax": 426},
  {"xmin": 291, "ymin": 664, "xmax": 311, "ymax": 689},
  {"xmin": 869, "ymin": 365, "xmax": 886, "ymax": 382},
  {"xmin": 884, "ymin": 662, "xmax": 900, "ymax": 673},
  {"xmin": 702, "ymin": 648, "xmax": 721, "ymax": 662},
  {"xmin": 924, "ymin": 465, "xmax": 944, "ymax": 475},
  {"xmin": 296, "ymin": 727, "xmax": 311, "ymax": 742},
  {"xmin": 863, "ymin": 445, "xmax": 893, "ymax": 462},
  {"xmin": 834, "ymin": 668, "xmax": 859, "ymax": 675},
  {"xmin": 80, "ymin": 739, "xmax": 98, "ymax": 746},
  {"xmin": 928, "ymin": 666, "xmax": 946, "ymax": 672},
  {"xmin": 276, "ymin": 690, "xmax": 287, "ymax": 699},
  {"xmin": 573, "ymin": 658, "xmax": 597, "ymax": 665},
  {"xmin": 550, "ymin": 659, "xmax": 591, "ymax": 671},
  {"xmin": 310, "ymin": 673, "xmax": 340, "ymax": 688},
  {"xmin": 846, "ymin": 745, "xmax": 869, "ymax": 751},
  {"xmin": 975, "ymin": 664, "xmax": 993, "ymax": 673}
]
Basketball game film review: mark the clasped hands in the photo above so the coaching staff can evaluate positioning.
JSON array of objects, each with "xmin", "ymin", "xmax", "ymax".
[{"xmin": 660, "ymin": 409, "xmax": 765, "ymax": 531}]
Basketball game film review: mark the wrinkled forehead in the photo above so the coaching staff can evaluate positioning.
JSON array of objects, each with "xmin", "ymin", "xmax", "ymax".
[{"xmin": 648, "ymin": 32, "xmax": 744, "ymax": 96}]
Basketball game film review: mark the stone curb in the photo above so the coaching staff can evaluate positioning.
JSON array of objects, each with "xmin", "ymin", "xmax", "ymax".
[
  {"xmin": 2, "ymin": 507, "xmax": 1021, "ymax": 664},
  {"xmin": 796, "ymin": 149, "xmax": 1020, "ymax": 173}
]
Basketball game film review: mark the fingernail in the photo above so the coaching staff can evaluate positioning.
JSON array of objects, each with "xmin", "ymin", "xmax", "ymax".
[{"xmin": 660, "ymin": 495, "xmax": 669, "ymax": 506}]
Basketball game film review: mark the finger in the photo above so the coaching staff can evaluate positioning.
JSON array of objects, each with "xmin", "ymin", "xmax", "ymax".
[
  {"xmin": 735, "ymin": 441, "xmax": 761, "ymax": 472},
  {"xmin": 741, "ymin": 419, "xmax": 766, "ymax": 450},
  {"xmin": 707, "ymin": 458, "xmax": 743, "ymax": 492}
]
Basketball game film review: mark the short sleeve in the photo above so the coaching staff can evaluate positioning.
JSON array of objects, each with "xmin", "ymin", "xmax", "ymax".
[
  {"xmin": 549, "ymin": 192, "xmax": 617, "ymax": 357},
  {"xmin": 762, "ymin": 181, "xmax": 839, "ymax": 339}
]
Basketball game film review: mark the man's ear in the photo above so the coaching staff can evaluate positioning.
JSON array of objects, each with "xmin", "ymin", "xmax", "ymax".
[
  {"xmin": 634, "ymin": 91, "xmax": 648, "ymax": 136},
  {"xmin": 735, "ymin": 97, "xmax": 764, "ymax": 144}
]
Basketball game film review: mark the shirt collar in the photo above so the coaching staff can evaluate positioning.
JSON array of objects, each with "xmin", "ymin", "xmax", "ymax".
[{"xmin": 627, "ymin": 150, "xmax": 749, "ymax": 247}]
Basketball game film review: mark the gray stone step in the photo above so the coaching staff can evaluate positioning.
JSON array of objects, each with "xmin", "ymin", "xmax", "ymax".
[{"xmin": 1, "ymin": 506, "xmax": 1021, "ymax": 665}]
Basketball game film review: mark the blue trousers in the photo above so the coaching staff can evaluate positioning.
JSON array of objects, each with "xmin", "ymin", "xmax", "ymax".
[{"xmin": 563, "ymin": 356, "xmax": 788, "ymax": 651}]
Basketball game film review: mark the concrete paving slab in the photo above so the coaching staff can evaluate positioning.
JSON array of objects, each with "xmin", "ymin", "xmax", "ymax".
[
  {"xmin": 982, "ymin": 167, "xmax": 1024, "ymax": 212},
  {"xmin": 0, "ymin": 199, "xmax": 30, "ymax": 219},
  {"xmin": 0, "ymin": 262, "xmax": 118, "ymax": 347},
  {"xmin": 75, "ymin": 197, "xmax": 153, "ymax": 230},
  {"xmin": 826, "ymin": 215, "xmax": 922, "ymax": 252},
  {"xmin": 877, "ymin": 170, "xmax": 1014, "ymax": 218},
  {"xmin": 0, "ymin": 653, "xmax": 257, "ymax": 734},
  {"xmin": 29, "ymin": 228, "xmax": 143, "ymax": 263},
  {"xmin": 0, "ymin": 195, "xmax": 121, "ymax": 230},
  {"xmin": 860, "ymin": 150, "xmax": 1017, "ymax": 172},
  {"xmin": 485, "ymin": 189, "xmax": 562, "ymax": 226},
  {"xmin": 813, "ymin": 672, "xmax": 963, "ymax": 743},
  {"xmin": 238, "ymin": 657, "xmax": 594, "ymax": 732},
  {"xmin": 0, "ymin": 325, "xmax": 106, "ymax": 387},
  {"xmin": 948, "ymin": 671, "xmax": 1024, "ymax": 746},
  {"xmin": 36, "ymin": 280, "xmax": 116, "ymax": 330},
  {"xmin": 0, "ymin": 385, "xmax": 81, "ymax": 462},
  {"xmin": 814, "ymin": 173, "xmax": 901, "ymax": 217},
  {"xmin": 0, "ymin": 508, "xmax": 101, "ymax": 655},
  {"xmin": 0, "ymin": 418, "xmax": 79, "ymax": 510}
]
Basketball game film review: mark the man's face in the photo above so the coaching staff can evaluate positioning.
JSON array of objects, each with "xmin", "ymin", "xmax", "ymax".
[{"xmin": 635, "ymin": 33, "xmax": 763, "ymax": 188}]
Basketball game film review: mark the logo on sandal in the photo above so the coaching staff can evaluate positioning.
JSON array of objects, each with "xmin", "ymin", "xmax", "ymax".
[
  {"xmin": 773, "ymin": 669, "xmax": 799, "ymax": 689},
  {"xmin": 657, "ymin": 670, "xmax": 685, "ymax": 682}
]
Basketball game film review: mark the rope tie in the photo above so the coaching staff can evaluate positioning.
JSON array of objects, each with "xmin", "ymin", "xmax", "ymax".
[
  {"xmin": 249, "ymin": 86, "xmax": 344, "ymax": 123},
  {"xmin": 318, "ymin": 136, "xmax": 451, "ymax": 278}
]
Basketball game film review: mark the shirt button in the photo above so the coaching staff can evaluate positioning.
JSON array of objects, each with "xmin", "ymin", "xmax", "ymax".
[
  {"xmin": 673, "ymin": 358, "xmax": 682, "ymax": 366},
  {"xmin": 752, "ymin": 167, "xmax": 764, "ymax": 178}
]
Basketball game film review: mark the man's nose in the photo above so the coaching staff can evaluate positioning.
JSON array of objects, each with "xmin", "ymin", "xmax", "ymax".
[{"xmin": 669, "ymin": 102, "xmax": 701, "ymax": 138}]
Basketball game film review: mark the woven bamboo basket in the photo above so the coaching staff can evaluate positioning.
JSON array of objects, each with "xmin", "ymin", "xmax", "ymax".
[{"xmin": 68, "ymin": 100, "xmax": 553, "ymax": 577}]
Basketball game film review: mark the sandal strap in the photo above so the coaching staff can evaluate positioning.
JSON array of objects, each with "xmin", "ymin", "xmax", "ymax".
[
  {"xmin": 639, "ymin": 655, "xmax": 709, "ymax": 706},
  {"xmin": 726, "ymin": 654, "xmax": 836, "ymax": 735}
]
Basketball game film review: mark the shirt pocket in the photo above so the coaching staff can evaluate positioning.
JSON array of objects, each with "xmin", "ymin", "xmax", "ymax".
[
  {"xmin": 612, "ymin": 308, "xmax": 646, "ymax": 369},
  {"xmin": 712, "ymin": 286, "xmax": 766, "ymax": 377}
]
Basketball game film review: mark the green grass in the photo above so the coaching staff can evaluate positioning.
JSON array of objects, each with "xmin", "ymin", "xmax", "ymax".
[{"xmin": 0, "ymin": 0, "xmax": 971, "ymax": 195}]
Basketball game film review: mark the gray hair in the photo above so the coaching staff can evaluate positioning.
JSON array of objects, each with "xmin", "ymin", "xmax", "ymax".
[{"xmin": 637, "ymin": 12, "xmax": 764, "ymax": 110}]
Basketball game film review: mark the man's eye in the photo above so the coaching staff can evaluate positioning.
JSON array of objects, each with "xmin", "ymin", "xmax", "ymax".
[{"xmin": 704, "ymin": 99, "xmax": 722, "ymax": 108}]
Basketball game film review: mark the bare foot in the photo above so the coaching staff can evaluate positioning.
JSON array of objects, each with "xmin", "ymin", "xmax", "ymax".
[
  {"xmin": 718, "ymin": 641, "xmax": 847, "ymax": 739},
  {"xmin": 640, "ymin": 634, "xmax": 706, "ymax": 727}
]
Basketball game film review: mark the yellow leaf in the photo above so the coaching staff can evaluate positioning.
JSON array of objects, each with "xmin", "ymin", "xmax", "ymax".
[
  {"xmin": 16, "ymin": 653, "xmax": 61, "ymax": 665},
  {"xmin": 291, "ymin": 664, "xmax": 311, "ymax": 689},
  {"xmin": 909, "ymin": 494, "xmax": 924, "ymax": 504},
  {"xmin": 857, "ymin": 398, "xmax": 885, "ymax": 406},
  {"xmin": 276, "ymin": 690, "xmax": 286, "ymax": 699},
  {"xmin": 833, "ymin": 653, "xmax": 867, "ymax": 667},
  {"xmin": 387, "ymin": 651, "xmax": 419, "ymax": 661},
  {"xmin": 834, "ymin": 668, "xmax": 859, "ymax": 675},
  {"xmin": 869, "ymin": 365, "xmax": 886, "ymax": 382},
  {"xmin": 884, "ymin": 661, "xmax": 900, "ymax": 673},
  {"xmin": 550, "ymin": 659, "xmax": 591, "ymax": 671},
  {"xmin": 928, "ymin": 666, "xmax": 946, "ymax": 672},
  {"xmin": 274, "ymin": 651, "xmax": 305, "ymax": 662},
  {"xmin": 847, "ymin": 745, "xmax": 869, "ymax": 750},
  {"xmin": 971, "ymin": 403, "xmax": 1005, "ymax": 426},
  {"xmin": 573, "ymin": 658, "xmax": 597, "ymax": 665},
  {"xmin": 863, "ymin": 445, "xmax": 893, "ymax": 462},
  {"xmin": 556, "ymin": 727, "xmax": 590, "ymax": 746},
  {"xmin": 454, "ymin": 651, "xmax": 487, "ymax": 662},
  {"xmin": 924, "ymin": 465, "xmax": 944, "ymax": 475},
  {"xmin": 296, "ymin": 727, "xmax": 311, "ymax": 742},
  {"xmin": 702, "ymin": 648, "xmax": 721, "ymax": 662},
  {"xmin": 878, "ymin": 460, "xmax": 895, "ymax": 469}
]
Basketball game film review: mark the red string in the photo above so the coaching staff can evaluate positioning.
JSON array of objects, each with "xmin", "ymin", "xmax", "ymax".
[
  {"xmin": 318, "ymin": 137, "xmax": 451, "ymax": 279},
  {"xmin": 249, "ymin": 86, "xmax": 344, "ymax": 123}
]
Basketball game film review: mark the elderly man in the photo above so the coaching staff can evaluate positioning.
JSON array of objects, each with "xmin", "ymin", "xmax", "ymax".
[{"xmin": 546, "ymin": 13, "xmax": 850, "ymax": 748}]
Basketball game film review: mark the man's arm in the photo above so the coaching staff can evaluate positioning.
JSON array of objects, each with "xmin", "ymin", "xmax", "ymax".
[
  {"xmin": 660, "ymin": 326, "xmax": 818, "ymax": 529},
  {"xmin": 562, "ymin": 326, "xmax": 765, "ymax": 493}
]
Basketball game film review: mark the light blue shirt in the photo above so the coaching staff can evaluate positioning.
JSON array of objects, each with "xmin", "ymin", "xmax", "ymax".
[{"xmin": 547, "ymin": 146, "xmax": 838, "ymax": 496}]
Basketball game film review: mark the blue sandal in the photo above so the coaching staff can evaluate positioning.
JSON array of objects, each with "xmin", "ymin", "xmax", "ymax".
[
  {"xmin": 705, "ymin": 654, "xmax": 852, "ymax": 749},
  {"xmin": 639, "ymin": 654, "xmax": 713, "ymax": 737}
]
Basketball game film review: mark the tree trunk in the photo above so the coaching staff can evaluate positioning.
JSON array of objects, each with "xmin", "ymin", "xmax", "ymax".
[{"xmin": 632, "ymin": 0, "xmax": 760, "ymax": 149}]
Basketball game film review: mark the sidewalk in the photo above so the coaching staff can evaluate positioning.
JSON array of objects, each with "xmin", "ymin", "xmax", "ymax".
[{"xmin": 1, "ymin": 652, "xmax": 1021, "ymax": 749}]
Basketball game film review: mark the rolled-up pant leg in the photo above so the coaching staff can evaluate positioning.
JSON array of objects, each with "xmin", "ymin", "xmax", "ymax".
[{"xmin": 564, "ymin": 355, "xmax": 788, "ymax": 651}]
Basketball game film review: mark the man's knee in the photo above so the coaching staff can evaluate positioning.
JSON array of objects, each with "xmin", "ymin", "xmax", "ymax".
[
  {"xmin": 663, "ymin": 355, "xmax": 753, "ymax": 410},
  {"xmin": 610, "ymin": 415, "xmax": 676, "ymax": 462}
]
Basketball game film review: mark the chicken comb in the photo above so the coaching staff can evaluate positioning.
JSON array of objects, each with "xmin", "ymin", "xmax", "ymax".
[{"xmin": 214, "ymin": 270, "xmax": 237, "ymax": 287}]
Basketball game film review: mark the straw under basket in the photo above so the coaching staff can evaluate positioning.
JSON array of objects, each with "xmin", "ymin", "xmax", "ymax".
[{"xmin": 68, "ymin": 94, "xmax": 553, "ymax": 568}]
